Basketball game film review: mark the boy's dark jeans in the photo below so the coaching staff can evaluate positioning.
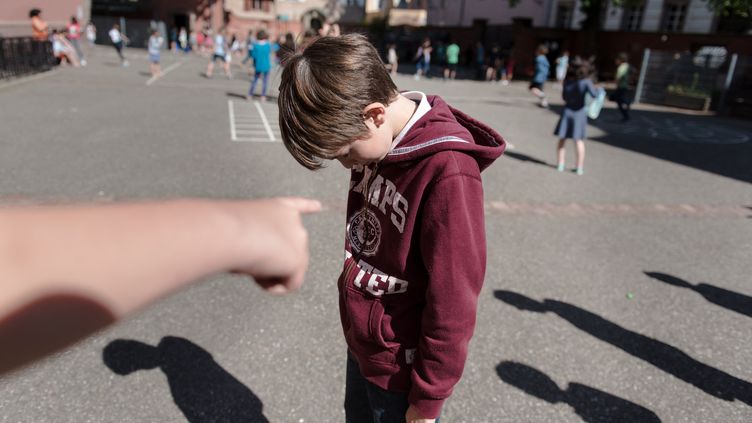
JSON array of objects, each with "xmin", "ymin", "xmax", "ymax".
[{"xmin": 345, "ymin": 353, "xmax": 441, "ymax": 423}]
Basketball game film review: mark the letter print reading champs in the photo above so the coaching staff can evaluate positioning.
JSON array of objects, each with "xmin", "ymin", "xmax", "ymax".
[{"xmin": 348, "ymin": 165, "xmax": 409, "ymax": 259}]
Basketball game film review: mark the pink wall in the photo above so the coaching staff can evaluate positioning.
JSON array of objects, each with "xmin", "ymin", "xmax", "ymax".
[
  {"xmin": 0, "ymin": 0, "xmax": 84, "ymax": 36},
  {"xmin": 428, "ymin": 0, "xmax": 546, "ymax": 27}
]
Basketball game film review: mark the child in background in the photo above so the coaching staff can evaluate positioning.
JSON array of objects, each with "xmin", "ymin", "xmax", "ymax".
[
  {"xmin": 486, "ymin": 45, "xmax": 501, "ymax": 83},
  {"xmin": 205, "ymin": 28, "xmax": 230, "ymax": 79},
  {"xmin": 529, "ymin": 44, "xmax": 550, "ymax": 107},
  {"xmin": 148, "ymin": 29, "xmax": 164, "ymax": 77},
  {"xmin": 502, "ymin": 53, "xmax": 515, "ymax": 85},
  {"xmin": 444, "ymin": 40, "xmax": 459, "ymax": 80},
  {"xmin": 555, "ymin": 50, "xmax": 569, "ymax": 88},
  {"xmin": 554, "ymin": 58, "xmax": 600, "ymax": 175},
  {"xmin": 612, "ymin": 52, "xmax": 632, "ymax": 122},
  {"xmin": 29, "ymin": 9, "xmax": 49, "ymax": 41},
  {"xmin": 85, "ymin": 21, "xmax": 96, "ymax": 47},
  {"xmin": 248, "ymin": 29, "xmax": 272, "ymax": 101},
  {"xmin": 108, "ymin": 23, "xmax": 129, "ymax": 67},
  {"xmin": 67, "ymin": 16, "xmax": 86, "ymax": 66},
  {"xmin": 52, "ymin": 29, "xmax": 79, "ymax": 66},
  {"xmin": 278, "ymin": 34, "xmax": 505, "ymax": 422},
  {"xmin": 242, "ymin": 29, "xmax": 255, "ymax": 66},
  {"xmin": 414, "ymin": 38, "xmax": 432, "ymax": 80},
  {"xmin": 387, "ymin": 43, "xmax": 398, "ymax": 76}
]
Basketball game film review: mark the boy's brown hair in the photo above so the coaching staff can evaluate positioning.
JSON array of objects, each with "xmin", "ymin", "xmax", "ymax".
[{"xmin": 278, "ymin": 34, "xmax": 398, "ymax": 170}]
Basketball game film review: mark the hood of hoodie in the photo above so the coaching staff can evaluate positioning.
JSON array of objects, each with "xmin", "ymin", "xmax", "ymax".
[{"xmin": 382, "ymin": 95, "xmax": 506, "ymax": 170}]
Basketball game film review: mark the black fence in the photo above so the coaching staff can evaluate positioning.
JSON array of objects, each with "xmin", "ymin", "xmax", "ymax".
[
  {"xmin": 723, "ymin": 55, "xmax": 752, "ymax": 118},
  {"xmin": 633, "ymin": 48, "xmax": 752, "ymax": 116},
  {"xmin": 637, "ymin": 50, "xmax": 724, "ymax": 112},
  {"xmin": 0, "ymin": 37, "xmax": 56, "ymax": 80}
]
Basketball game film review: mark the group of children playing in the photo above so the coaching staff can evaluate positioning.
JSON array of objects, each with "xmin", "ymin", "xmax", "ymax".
[
  {"xmin": 201, "ymin": 27, "xmax": 279, "ymax": 101},
  {"xmin": 530, "ymin": 44, "xmax": 632, "ymax": 175},
  {"xmin": 45, "ymin": 15, "xmax": 95, "ymax": 68}
]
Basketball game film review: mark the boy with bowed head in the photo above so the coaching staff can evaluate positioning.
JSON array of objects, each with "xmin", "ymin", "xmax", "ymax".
[{"xmin": 278, "ymin": 34, "xmax": 506, "ymax": 422}]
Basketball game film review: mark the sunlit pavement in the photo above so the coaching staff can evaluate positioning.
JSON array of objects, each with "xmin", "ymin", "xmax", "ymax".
[{"xmin": 1, "ymin": 46, "xmax": 751, "ymax": 422}]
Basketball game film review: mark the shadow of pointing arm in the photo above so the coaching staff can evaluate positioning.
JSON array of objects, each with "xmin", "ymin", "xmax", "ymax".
[{"xmin": 0, "ymin": 294, "xmax": 115, "ymax": 375}]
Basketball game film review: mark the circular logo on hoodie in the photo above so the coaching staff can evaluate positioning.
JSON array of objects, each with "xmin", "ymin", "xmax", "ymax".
[{"xmin": 348, "ymin": 209, "xmax": 381, "ymax": 256}]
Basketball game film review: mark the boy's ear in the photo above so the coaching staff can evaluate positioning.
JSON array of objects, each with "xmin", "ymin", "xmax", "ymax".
[{"xmin": 363, "ymin": 103, "xmax": 387, "ymax": 127}]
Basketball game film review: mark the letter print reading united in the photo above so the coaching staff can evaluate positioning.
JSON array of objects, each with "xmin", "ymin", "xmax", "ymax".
[{"xmin": 348, "ymin": 209, "xmax": 381, "ymax": 256}]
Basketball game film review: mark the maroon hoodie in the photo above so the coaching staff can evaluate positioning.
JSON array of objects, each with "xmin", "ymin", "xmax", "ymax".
[{"xmin": 338, "ymin": 95, "xmax": 505, "ymax": 417}]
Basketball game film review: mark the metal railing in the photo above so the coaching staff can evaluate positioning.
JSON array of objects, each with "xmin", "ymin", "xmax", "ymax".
[
  {"xmin": 634, "ymin": 48, "xmax": 750, "ymax": 115},
  {"xmin": 0, "ymin": 37, "xmax": 56, "ymax": 80}
]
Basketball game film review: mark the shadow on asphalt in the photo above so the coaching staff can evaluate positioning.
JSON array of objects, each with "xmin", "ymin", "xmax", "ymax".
[
  {"xmin": 103, "ymin": 336, "xmax": 269, "ymax": 423},
  {"xmin": 644, "ymin": 272, "xmax": 752, "ymax": 319},
  {"xmin": 547, "ymin": 105, "xmax": 752, "ymax": 184},
  {"xmin": 503, "ymin": 151, "xmax": 554, "ymax": 168},
  {"xmin": 497, "ymin": 361, "xmax": 662, "ymax": 422},
  {"xmin": 494, "ymin": 290, "xmax": 752, "ymax": 406}
]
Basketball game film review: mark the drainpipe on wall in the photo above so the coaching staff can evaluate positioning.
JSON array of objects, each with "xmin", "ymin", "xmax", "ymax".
[{"xmin": 543, "ymin": 0, "xmax": 554, "ymax": 27}]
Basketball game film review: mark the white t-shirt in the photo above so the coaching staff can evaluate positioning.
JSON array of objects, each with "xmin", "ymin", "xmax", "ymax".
[
  {"xmin": 148, "ymin": 36, "xmax": 163, "ymax": 55},
  {"xmin": 52, "ymin": 38, "xmax": 64, "ymax": 55},
  {"xmin": 391, "ymin": 91, "xmax": 432, "ymax": 150},
  {"xmin": 109, "ymin": 28, "xmax": 121, "ymax": 43},
  {"xmin": 214, "ymin": 35, "xmax": 225, "ymax": 55},
  {"xmin": 86, "ymin": 25, "xmax": 96, "ymax": 41}
]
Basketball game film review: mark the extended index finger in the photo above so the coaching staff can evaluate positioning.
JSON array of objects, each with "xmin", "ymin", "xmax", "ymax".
[{"xmin": 276, "ymin": 197, "xmax": 323, "ymax": 214}]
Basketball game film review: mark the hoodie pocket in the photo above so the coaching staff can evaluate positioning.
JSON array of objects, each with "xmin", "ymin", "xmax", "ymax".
[{"xmin": 339, "ymin": 258, "xmax": 399, "ymax": 366}]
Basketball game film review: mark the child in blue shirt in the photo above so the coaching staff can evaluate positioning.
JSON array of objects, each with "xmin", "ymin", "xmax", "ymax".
[
  {"xmin": 529, "ymin": 44, "xmax": 550, "ymax": 107},
  {"xmin": 248, "ymin": 29, "xmax": 272, "ymax": 101}
]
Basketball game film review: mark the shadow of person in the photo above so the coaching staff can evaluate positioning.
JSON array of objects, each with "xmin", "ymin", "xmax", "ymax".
[
  {"xmin": 103, "ymin": 336, "xmax": 269, "ymax": 423},
  {"xmin": 494, "ymin": 290, "xmax": 752, "ymax": 406},
  {"xmin": 644, "ymin": 271, "xmax": 752, "ymax": 319},
  {"xmin": 504, "ymin": 151, "xmax": 554, "ymax": 168},
  {"xmin": 497, "ymin": 361, "xmax": 661, "ymax": 422}
]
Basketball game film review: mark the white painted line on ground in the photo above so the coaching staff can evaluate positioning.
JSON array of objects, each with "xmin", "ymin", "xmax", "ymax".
[
  {"xmin": 228, "ymin": 100, "xmax": 237, "ymax": 141},
  {"xmin": 234, "ymin": 137, "xmax": 277, "ymax": 143},
  {"xmin": 254, "ymin": 100, "xmax": 276, "ymax": 141},
  {"xmin": 146, "ymin": 61, "xmax": 183, "ymax": 86}
]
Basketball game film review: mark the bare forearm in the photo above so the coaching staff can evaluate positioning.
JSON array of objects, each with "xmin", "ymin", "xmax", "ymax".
[
  {"xmin": 0, "ymin": 200, "xmax": 244, "ymax": 318},
  {"xmin": 0, "ymin": 197, "xmax": 318, "ymax": 375}
]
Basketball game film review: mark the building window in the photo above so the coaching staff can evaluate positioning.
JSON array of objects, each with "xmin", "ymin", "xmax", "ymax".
[
  {"xmin": 660, "ymin": 1, "xmax": 688, "ymax": 32},
  {"xmin": 621, "ymin": 3, "xmax": 644, "ymax": 31},
  {"xmin": 555, "ymin": 2, "xmax": 574, "ymax": 29},
  {"xmin": 244, "ymin": 0, "xmax": 270, "ymax": 11}
]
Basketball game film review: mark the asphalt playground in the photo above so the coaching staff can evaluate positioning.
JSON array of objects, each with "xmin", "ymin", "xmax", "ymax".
[{"xmin": 0, "ymin": 45, "xmax": 751, "ymax": 422}]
